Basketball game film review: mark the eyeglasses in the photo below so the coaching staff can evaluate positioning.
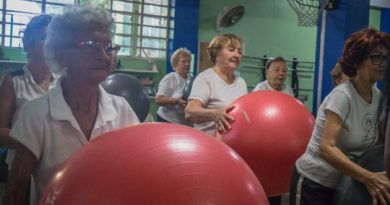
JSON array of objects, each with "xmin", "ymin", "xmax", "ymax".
[
  {"xmin": 365, "ymin": 54, "xmax": 390, "ymax": 65},
  {"xmin": 76, "ymin": 41, "xmax": 121, "ymax": 56}
]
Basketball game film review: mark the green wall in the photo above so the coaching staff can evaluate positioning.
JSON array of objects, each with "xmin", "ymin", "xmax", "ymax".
[
  {"xmin": 199, "ymin": 0, "xmax": 317, "ymax": 110},
  {"xmin": 370, "ymin": 7, "xmax": 381, "ymax": 30},
  {"xmin": 198, "ymin": 0, "xmax": 383, "ymax": 111}
]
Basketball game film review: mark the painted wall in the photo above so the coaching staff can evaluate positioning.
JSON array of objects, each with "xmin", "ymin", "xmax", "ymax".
[
  {"xmin": 198, "ymin": 0, "xmax": 382, "ymax": 111},
  {"xmin": 199, "ymin": 0, "xmax": 318, "ymax": 110}
]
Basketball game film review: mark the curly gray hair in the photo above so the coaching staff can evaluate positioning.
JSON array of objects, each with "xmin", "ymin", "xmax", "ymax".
[{"xmin": 44, "ymin": 5, "xmax": 114, "ymax": 73}]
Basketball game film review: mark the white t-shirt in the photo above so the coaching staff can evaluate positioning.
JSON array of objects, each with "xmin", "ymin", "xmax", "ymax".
[
  {"xmin": 10, "ymin": 79, "xmax": 140, "ymax": 205},
  {"xmin": 296, "ymin": 80, "xmax": 382, "ymax": 188},
  {"xmin": 157, "ymin": 72, "xmax": 191, "ymax": 126},
  {"xmin": 252, "ymin": 80, "xmax": 294, "ymax": 96},
  {"xmin": 12, "ymin": 65, "xmax": 61, "ymax": 125},
  {"xmin": 188, "ymin": 68, "xmax": 248, "ymax": 135},
  {"xmin": 5, "ymin": 65, "xmax": 61, "ymax": 170}
]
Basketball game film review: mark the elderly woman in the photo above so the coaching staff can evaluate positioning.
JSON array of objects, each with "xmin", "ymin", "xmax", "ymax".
[
  {"xmin": 185, "ymin": 34, "xmax": 247, "ymax": 136},
  {"xmin": 252, "ymin": 56, "xmax": 294, "ymax": 96},
  {"xmin": 155, "ymin": 48, "xmax": 192, "ymax": 126},
  {"xmin": 0, "ymin": 14, "xmax": 59, "ymax": 147},
  {"xmin": 4, "ymin": 6, "xmax": 139, "ymax": 205},
  {"xmin": 290, "ymin": 28, "xmax": 390, "ymax": 205}
]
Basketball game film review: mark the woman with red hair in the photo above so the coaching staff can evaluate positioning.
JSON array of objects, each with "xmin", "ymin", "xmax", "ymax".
[{"xmin": 290, "ymin": 28, "xmax": 390, "ymax": 205}]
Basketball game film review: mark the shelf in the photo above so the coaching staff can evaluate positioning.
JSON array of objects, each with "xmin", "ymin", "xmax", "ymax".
[
  {"xmin": 117, "ymin": 68, "xmax": 159, "ymax": 74},
  {"xmin": 0, "ymin": 60, "xmax": 27, "ymax": 64}
]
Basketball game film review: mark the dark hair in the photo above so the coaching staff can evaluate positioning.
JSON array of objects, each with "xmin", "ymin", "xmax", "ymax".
[
  {"xmin": 22, "ymin": 14, "xmax": 52, "ymax": 55},
  {"xmin": 266, "ymin": 56, "xmax": 286, "ymax": 70},
  {"xmin": 338, "ymin": 28, "xmax": 390, "ymax": 77}
]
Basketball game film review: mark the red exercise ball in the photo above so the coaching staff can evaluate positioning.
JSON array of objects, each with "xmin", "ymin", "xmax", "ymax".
[
  {"xmin": 40, "ymin": 123, "xmax": 269, "ymax": 205},
  {"xmin": 222, "ymin": 90, "xmax": 315, "ymax": 196}
]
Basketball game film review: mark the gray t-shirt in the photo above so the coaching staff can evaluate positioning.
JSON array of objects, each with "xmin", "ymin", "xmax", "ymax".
[
  {"xmin": 296, "ymin": 80, "xmax": 382, "ymax": 188},
  {"xmin": 188, "ymin": 68, "xmax": 248, "ymax": 135}
]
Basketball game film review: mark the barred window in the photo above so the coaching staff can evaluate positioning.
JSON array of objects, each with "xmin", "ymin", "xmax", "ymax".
[
  {"xmin": 1, "ymin": 0, "xmax": 171, "ymax": 59},
  {"xmin": 1, "ymin": 0, "xmax": 74, "ymax": 48},
  {"xmin": 110, "ymin": 0, "xmax": 170, "ymax": 59}
]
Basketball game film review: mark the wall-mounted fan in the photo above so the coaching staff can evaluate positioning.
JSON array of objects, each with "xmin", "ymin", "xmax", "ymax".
[{"xmin": 216, "ymin": 5, "xmax": 245, "ymax": 31}]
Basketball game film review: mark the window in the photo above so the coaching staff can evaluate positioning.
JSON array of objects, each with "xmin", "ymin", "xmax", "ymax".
[
  {"xmin": 110, "ymin": 0, "xmax": 170, "ymax": 59},
  {"xmin": 1, "ymin": 0, "xmax": 171, "ymax": 59},
  {"xmin": 1, "ymin": 0, "xmax": 74, "ymax": 48}
]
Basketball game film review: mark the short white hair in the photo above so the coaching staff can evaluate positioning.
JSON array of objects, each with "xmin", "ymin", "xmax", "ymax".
[
  {"xmin": 170, "ymin": 48, "xmax": 191, "ymax": 68},
  {"xmin": 44, "ymin": 5, "xmax": 114, "ymax": 73}
]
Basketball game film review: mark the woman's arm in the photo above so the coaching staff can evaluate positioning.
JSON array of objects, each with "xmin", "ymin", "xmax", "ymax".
[
  {"xmin": 319, "ymin": 110, "xmax": 390, "ymax": 205},
  {"xmin": 3, "ymin": 144, "xmax": 37, "ymax": 205},
  {"xmin": 377, "ymin": 119, "xmax": 386, "ymax": 145},
  {"xmin": 384, "ymin": 114, "xmax": 390, "ymax": 178},
  {"xmin": 156, "ymin": 95, "xmax": 186, "ymax": 108},
  {"xmin": 185, "ymin": 99, "xmax": 234, "ymax": 133},
  {"xmin": 0, "ymin": 74, "xmax": 18, "ymax": 148},
  {"xmin": 0, "ymin": 74, "xmax": 16, "ymax": 129}
]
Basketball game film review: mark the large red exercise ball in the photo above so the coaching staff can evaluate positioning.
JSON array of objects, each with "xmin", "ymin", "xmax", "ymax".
[
  {"xmin": 221, "ymin": 90, "xmax": 315, "ymax": 196},
  {"xmin": 40, "ymin": 123, "xmax": 269, "ymax": 205},
  {"xmin": 101, "ymin": 73, "xmax": 150, "ymax": 122},
  {"xmin": 334, "ymin": 145, "xmax": 384, "ymax": 205}
]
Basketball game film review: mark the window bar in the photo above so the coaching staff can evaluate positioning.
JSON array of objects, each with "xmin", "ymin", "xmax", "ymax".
[
  {"xmin": 9, "ymin": 14, "xmax": 13, "ymax": 47},
  {"xmin": 1, "ymin": 0, "xmax": 6, "ymax": 47},
  {"xmin": 42, "ymin": 0, "xmax": 46, "ymax": 13},
  {"xmin": 140, "ymin": 1, "xmax": 146, "ymax": 57}
]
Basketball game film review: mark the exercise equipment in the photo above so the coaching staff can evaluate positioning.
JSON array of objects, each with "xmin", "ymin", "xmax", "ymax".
[
  {"xmin": 40, "ymin": 123, "xmax": 269, "ymax": 205},
  {"xmin": 101, "ymin": 73, "xmax": 150, "ymax": 122},
  {"xmin": 222, "ymin": 90, "xmax": 315, "ymax": 196},
  {"xmin": 334, "ymin": 145, "xmax": 384, "ymax": 205}
]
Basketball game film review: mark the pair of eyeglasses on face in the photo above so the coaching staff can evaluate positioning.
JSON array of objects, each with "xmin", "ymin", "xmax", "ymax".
[
  {"xmin": 365, "ymin": 54, "xmax": 390, "ymax": 65},
  {"xmin": 76, "ymin": 41, "xmax": 121, "ymax": 56}
]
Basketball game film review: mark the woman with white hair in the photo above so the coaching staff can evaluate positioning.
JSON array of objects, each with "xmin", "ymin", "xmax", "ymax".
[
  {"xmin": 4, "ymin": 5, "xmax": 139, "ymax": 205},
  {"xmin": 155, "ymin": 48, "xmax": 193, "ymax": 126}
]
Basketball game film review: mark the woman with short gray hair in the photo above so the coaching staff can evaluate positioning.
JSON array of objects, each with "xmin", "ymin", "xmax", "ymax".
[
  {"xmin": 156, "ymin": 48, "xmax": 193, "ymax": 126},
  {"xmin": 4, "ymin": 5, "xmax": 139, "ymax": 205}
]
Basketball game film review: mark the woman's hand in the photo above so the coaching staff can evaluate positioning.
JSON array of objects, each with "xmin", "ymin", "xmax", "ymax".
[
  {"xmin": 213, "ymin": 106, "xmax": 235, "ymax": 134},
  {"xmin": 177, "ymin": 97, "xmax": 187, "ymax": 108},
  {"xmin": 363, "ymin": 171, "xmax": 390, "ymax": 205}
]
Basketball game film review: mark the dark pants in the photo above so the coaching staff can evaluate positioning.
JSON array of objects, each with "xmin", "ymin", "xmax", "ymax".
[
  {"xmin": 156, "ymin": 115, "xmax": 170, "ymax": 123},
  {"xmin": 268, "ymin": 196, "xmax": 281, "ymax": 205},
  {"xmin": 290, "ymin": 166, "xmax": 335, "ymax": 205}
]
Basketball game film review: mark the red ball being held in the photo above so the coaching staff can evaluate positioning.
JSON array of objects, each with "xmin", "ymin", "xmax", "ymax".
[
  {"xmin": 40, "ymin": 123, "xmax": 269, "ymax": 205},
  {"xmin": 222, "ymin": 90, "xmax": 315, "ymax": 196}
]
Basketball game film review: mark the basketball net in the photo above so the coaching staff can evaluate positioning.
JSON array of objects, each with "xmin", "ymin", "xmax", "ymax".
[{"xmin": 286, "ymin": 0, "xmax": 330, "ymax": 27}]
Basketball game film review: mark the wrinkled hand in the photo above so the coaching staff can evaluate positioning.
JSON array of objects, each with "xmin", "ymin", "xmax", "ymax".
[
  {"xmin": 213, "ymin": 106, "xmax": 235, "ymax": 134},
  {"xmin": 364, "ymin": 171, "xmax": 390, "ymax": 205},
  {"xmin": 177, "ymin": 97, "xmax": 187, "ymax": 108}
]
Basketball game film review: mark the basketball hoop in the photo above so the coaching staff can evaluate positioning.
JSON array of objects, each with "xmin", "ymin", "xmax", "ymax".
[{"xmin": 286, "ymin": 0, "xmax": 331, "ymax": 27}]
